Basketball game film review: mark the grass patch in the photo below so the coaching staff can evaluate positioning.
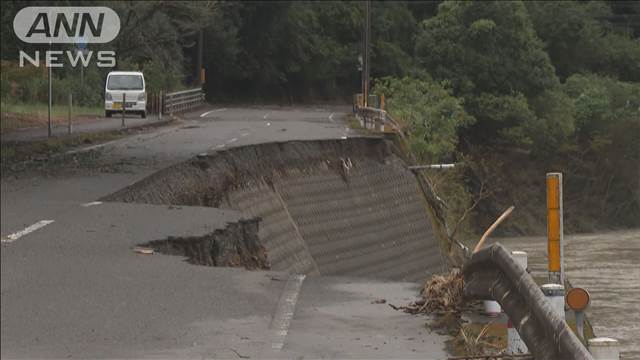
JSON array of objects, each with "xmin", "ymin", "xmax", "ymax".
[
  {"xmin": 1, "ymin": 132, "xmax": 119, "ymax": 168},
  {"xmin": 1, "ymin": 101, "xmax": 103, "ymax": 132},
  {"xmin": 345, "ymin": 113, "xmax": 364, "ymax": 130}
]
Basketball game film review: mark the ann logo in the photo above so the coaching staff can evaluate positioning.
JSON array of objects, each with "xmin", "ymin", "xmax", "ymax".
[
  {"xmin": 14, "ymin": 7, "xmax": 120, "ymax": 44},
  {"xmin": 26, "ymin": 12, "xmax": 104, "ymax": 38}
]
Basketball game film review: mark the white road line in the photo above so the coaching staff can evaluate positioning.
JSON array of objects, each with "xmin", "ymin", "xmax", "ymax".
[
  {"xmin": 1, "ymin": 220, "xmax": 55, "ymax": 243},
  {"xmin": 270, "ymin": 274, "xmax": 305, "ymax": 351},
  {"xmin": 199, "ymin": 108, "xmax": 227, "ymax": 118},
  {"xmin": 81, "ymin": 201, "xmax": 102, "ymax": 207},
  {"xmin": 66, "ymin": 139, "xmax": 120, "ymax": 155},
  {"xmin": 329, "ymin": 113, "xmax": 335, "ymax": 122},
  {"xmin": 240, "ymin": 132, "xmax": 249, "ymax": 137},
  {"xmin": 215, "ymin": 144, "xmax": 226, "ymax": 149},
  {"xmin": 263, "ymin": 112, "xmax": 271, "ymax": 120},
  {"xmin": 228, "ymin": 137, "xmax": 238, "ymax": 144}
]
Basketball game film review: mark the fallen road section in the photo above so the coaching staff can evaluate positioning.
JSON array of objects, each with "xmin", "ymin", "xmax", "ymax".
[{"xmin": 103, "ymin": 137, "xmax": 448, "ymax": 281}]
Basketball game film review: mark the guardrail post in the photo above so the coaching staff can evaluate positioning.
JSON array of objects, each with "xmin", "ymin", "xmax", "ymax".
[
  {"xmin": 541, "ymin": 283, "xmax": 565, "ymax": 320},
  {"xmin": 169, "ymin": 93, "xmax": 173, "ymax": 118},
  {"xmin": 121, "ymin": 92, "xmax": 126, "ymax": 127},
  {"xmin": 507, "ymin": 251, "xmax": 529, "ymax": 355},
  {"xmin": 150, "ymin": 93, "xmax": 154, "ymax": 116},
  {"xmin": 589, "ymin": 338, "xmax": 620, "ymax": 360},
  {"xmin": 68, "ymin": 92, "xmax": 73, "ymax": 135},
  {"xmin": 159, "ymin": 91, "xmax": 163, "ymax": 121}
]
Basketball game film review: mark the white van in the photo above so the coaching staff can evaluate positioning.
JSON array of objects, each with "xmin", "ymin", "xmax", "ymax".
[{"xmin": 104, "ymin": 71, "xmax": 146, "ymax": 118}]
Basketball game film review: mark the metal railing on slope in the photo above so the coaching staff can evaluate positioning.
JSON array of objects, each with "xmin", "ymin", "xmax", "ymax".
[
  {"xmin": 163, "ymin": 88, "xmax": 205, "ymax": 115},
  {"xmin": 463, "ymin": 243, "xmax": 592, "ymax": 360}
]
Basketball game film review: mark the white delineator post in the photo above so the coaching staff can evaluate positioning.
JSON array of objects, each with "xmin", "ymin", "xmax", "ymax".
[
  {"xmin": 483, "ymin": 299, "xmax": 501, "ymax": 317},
  {"xmin": 507, "ymin": 251, "xmax": 529, "ymax": 354},
  {"xmin": 541, "ymin": 283, "xmax": 565, "ymax": 320},
  {"xmin": 589, "ymin": 338, "xmax": 620, "ymax": 360}
]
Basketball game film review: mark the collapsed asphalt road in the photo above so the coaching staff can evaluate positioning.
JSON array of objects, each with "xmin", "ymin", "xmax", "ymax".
[{"xmin": 1, "ymin": 106, "xmax": 449, "ymax": 358}]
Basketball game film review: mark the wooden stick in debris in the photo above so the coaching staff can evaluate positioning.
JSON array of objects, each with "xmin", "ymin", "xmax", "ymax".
[
  {"xmin": 472, "ymin": 205, "xmax": 515, "ymax": 254},
  {"xmin": 447, "ymin": 354, "xmax": 533, "ymax": 360}
]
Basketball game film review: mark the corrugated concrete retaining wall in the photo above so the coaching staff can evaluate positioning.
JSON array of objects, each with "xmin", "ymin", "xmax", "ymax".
[{"xmin": 104, "ymin": 138, "xmax": 445, "ymax": 281}]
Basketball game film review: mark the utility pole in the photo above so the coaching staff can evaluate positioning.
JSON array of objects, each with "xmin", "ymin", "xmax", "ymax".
[
  {"xmin": 362, "ymin": 0, "xmax": 371, "ymax": 108},
  {"xmin": 48, "ymin": 41, "xmax": 52, "ymax": 138},
  {"xmin": 196, "ymin": 29, "xmax": 203, "ymax": 88}
]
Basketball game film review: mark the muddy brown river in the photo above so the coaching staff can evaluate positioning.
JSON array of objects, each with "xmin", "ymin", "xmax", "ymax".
[{"xmin": 500, "ymin": 230, "xmax": 640, "ymax": 359}]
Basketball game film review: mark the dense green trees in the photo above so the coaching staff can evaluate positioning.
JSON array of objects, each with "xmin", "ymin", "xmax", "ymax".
[
  {"xmin": 202, "ymin": 1, "xmax": 364, "ymax": 101},
  {"xmin": 526, "ymin": 1, "xmax": 640, "ymax": 82},
  {"xmin": 412, "ymin": 1, "xmax": 577, "ymax": 152}
]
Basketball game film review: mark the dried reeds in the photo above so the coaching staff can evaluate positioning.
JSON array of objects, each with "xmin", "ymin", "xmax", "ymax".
[{"xmin": 392, "ymin": 271, "xmax": 464, "ymax": 314}]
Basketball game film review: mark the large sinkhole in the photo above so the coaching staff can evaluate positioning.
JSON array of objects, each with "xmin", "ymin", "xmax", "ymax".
[{"xmin": 103, "ymin": 138, "xmax": 447, "ymax": 282}]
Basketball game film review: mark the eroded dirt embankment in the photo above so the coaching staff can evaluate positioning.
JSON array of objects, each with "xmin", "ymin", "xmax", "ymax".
[
  {"xmin": 104, "ymin": 138, "xmax": 447, "ymax": 281},
  {"xmin": 141, "ymin": 219, "xmax": 269, "ymax": 269}
]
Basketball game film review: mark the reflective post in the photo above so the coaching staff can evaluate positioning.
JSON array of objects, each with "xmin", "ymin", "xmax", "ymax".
[
  {"xmin": 48, "ymin": 57, "xmax": 52, "ymax": 138},
  {"xmin": 159, "ymin": 91, "xmax": 163, "ymax": 121},
  {"xmin": 507, "ymin": 251, "xmax": 529, "ymax": 354},
  {"xmin": 546, "ymin": 172, "xmax": 564, "ymax": 285},
  {"xmin": 68, "ymin": 92, "xmax": 72, "ymax": 135},
  {"xmin": 121, "ymin": 92, "xmax": 126, "ymax": 127}
]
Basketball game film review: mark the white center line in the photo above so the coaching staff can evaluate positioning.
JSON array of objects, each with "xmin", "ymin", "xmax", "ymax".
[
  {"xmin": 215, "ymin": 144, "xmax": 226, "ymax": 149},
  {"xmin": 199, "ymin": 108, "xmax": 227, "ymax": 118},
  {"xmin": 240, "ymin": 132, "xmax": 249, "ymax": 137},
  {"xmin": 270, "ymin": 274, "xmax": 306, "ymax": 351},
  {"xmin": 1, "ymin": 220, "xmax": 55, "ymax": 243},
  {"xmin": 227, "ymin": 138, "xmax": 238, "ymax": 144},
  {"xmin": 81, "ymin": 201, "xmax": 103, "ymax": 207}
]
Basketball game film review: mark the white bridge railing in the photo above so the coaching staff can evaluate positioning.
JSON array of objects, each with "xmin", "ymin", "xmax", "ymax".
[{"xmin": 163, "ymin": 88, "xmax": 205, "ymax": 115}]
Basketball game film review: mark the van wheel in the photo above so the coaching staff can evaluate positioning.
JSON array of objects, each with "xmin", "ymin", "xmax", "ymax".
[
  {"xmin": 141, "ymin": 111, "xmax": 146, "ymax": 119},
  {"xmin": 105, "ymin": 111, "xmax": 112, "ymax": 118}
]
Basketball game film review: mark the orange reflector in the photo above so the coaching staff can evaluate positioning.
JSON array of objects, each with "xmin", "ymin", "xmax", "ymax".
[
  {"xmin": 547, "ymin": 173, "xmax": 562, "ymax": 273},
  {"xmin": 548, "ymin": 240, "xmax": 561, "ymax": 271},
  {"xmin": 547, "ymin": 176, "xmax": 560, "ymax": 210},
  {"xmin": 547, "ymin": 209, "xmax": 560, "ymax": 241},
  {"xmin": 566, "ymin": 287, "xmax": 590, "ymax": 311}
]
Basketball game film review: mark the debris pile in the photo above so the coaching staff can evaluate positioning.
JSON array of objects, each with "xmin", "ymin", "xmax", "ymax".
[{"xmin": 391, "ymin": 271, "xmax": 464, "ymax": 314}]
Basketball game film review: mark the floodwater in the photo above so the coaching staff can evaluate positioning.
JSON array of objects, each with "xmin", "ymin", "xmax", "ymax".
[{"xmin": 499, "ymin": 230, "xmax": 640, "ymax": 360}]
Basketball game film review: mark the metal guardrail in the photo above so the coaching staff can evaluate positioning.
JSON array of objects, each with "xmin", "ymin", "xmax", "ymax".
[
  {"xmin": 163, "ymin": 88, "xmax": 205, "ymax": 115},
  {"xmin": 463, "ymin": 243, "xmax": 592, "ymax": 360},
  {"xmin": 355, "ymin": 106, "xmax": 396, "ymax": 132}
]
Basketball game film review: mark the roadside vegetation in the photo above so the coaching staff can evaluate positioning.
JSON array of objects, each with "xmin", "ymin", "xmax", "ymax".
[
  {"xmin": 370, "ymin": 1, "xmax": 639, "ymax": 236},
  {"xmin": 1, "ymin": 132, "xmax": 119, "ymax": 176}
]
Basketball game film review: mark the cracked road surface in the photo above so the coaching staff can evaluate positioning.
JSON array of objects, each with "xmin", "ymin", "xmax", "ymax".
[{"xmin": 1, "ymin": 106, "xmax": 448, "ymax": 358}]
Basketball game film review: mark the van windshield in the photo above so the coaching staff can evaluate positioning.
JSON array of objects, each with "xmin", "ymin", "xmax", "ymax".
[{"xmin": 107, "ymin": 75, "xmax": 143, "ymax": 90}]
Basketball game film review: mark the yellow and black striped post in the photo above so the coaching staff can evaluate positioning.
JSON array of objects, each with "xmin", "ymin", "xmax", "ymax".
[{"xmin": 546, "ymin": 172, "xmax": 564, "ymax": 285}]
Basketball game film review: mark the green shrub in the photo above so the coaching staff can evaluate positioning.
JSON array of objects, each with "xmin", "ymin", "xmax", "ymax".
[{"xmin": 373, "ymin": 76, "xmax": 474, "ymax": 162}]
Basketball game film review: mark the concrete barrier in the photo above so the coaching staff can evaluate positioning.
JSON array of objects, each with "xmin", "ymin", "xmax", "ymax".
[{"xmin": 463, "ymin": 243, "xmax": 592, "ymax": 360}]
